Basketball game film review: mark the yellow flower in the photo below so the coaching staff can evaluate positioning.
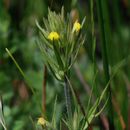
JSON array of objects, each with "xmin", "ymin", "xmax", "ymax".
[
  {"xmin": 48, "ymin": 32, "xmax": 60, "ymax": 41},
  {"xmin": 73, "ymin": 21, "xmax": 81, "ymax": 32},
  {"xmin": 37, "ymin": 117, "xmax": 46, "ymax": 126}
]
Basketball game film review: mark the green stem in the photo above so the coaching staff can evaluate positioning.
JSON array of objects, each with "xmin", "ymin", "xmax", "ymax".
[
  {"xmin": 96, "ymin": 0, "xmax": 115, "ymax": 129},
  {"xmin": 90, "ymin": 1, "xmax": 104, "ymax": 129},
  {"xmin": 42, "ymin": 65, "xmax": 47, "ymax": 114},
  {"xmin": 64, "ymin": 75, "xmax": 72, "ymax": 120}
]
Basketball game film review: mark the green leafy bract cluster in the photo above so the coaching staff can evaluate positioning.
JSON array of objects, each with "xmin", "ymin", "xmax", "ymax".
[{"xmin": 36, "ymin": 7, "xmax": 86, "ymax": 81}]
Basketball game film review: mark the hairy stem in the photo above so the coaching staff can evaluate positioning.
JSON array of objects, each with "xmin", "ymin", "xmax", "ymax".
[{"xmin": 64, "ymin": 75, "xmax": 72, "ymax": 120}]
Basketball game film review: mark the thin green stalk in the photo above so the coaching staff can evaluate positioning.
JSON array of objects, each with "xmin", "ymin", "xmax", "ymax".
[
  {"xmin": 113, "ymin": 0, "xmax": 124, "ymax": 60},
  {"xmin": 5, "ymin": 48, "xmax": 35, "ymax": 94},
  {"xmin": 113, "ymin": 0, "xmax": 122, "ymax": 29},
  {"xmin": 6, "ymin": 48, "xmax": 47, "ymax": 119},
  {"xmin": 90, "ymin": 0, "xmax": 97, "ymax": 102},
  {"xmin": 0, "ymin": 97, "xmax": 8, "ymax": 130},
  {"xmin": 96, "ymin": 0, "xmax": 115, "ymax": 129},
  {"xmin": 91, "ymin": 0, "xmax": 96, "ymax": 63},
  {"xmin": 90, "ymin": 1, "xmax": 104, "ymax": 129},
  {"xmin": 42, "ymin": 65, "xmax": 47, "ymax": 114}
]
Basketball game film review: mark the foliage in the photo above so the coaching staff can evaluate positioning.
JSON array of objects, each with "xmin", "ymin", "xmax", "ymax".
[{"xmin": 0, "ymin": 0, "xmax": 130, "ymax": 130}]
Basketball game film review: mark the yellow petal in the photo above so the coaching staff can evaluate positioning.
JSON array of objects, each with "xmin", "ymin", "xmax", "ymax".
[
  {"xmin": 73, "ymin": 21, "xmax": 81, "ymax": 32},
  {"xmin": 48, "ymin": 32, "xmax": 60, "ymax": 41}
]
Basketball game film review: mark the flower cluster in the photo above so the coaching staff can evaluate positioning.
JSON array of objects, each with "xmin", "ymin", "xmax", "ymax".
[
  {"xmin": 37, "ymin": 117, "xmax": 46, "ymax": 126},
  {"xmin": 36, "ymin": 7, "xmax": 86, "ymax": 81},
  {"xmin": 47, "ymin": 21, "xmax": 81, "ymax": 41}
]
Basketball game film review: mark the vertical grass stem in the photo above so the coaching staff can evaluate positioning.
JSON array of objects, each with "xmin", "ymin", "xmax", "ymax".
[{"xmin": 96, "ymin": 0, "xmax": 115, "ymax": 129}]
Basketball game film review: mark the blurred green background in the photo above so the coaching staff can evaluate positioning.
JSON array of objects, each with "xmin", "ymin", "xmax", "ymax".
[{"xmin": 0, "ymin": 0, "xmax": 130, "ymax": 130}]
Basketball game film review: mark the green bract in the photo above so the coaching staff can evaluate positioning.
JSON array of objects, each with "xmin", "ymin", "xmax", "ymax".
[{"xmin": 36, "ymin": 7, "xmax": 86, "ymax": 81}]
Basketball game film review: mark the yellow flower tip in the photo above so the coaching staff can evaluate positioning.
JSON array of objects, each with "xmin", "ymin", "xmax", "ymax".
[
  {"xmin": 37, "ymin": 117, "xmax": 46, "ymax": 126},
  {"xmin": 48, "ymin": 31, "xmax": 60, "ymax": 41},
  {"xmin": 73, "ymin": 21, "xmax": 81, "ymax": 32}
]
